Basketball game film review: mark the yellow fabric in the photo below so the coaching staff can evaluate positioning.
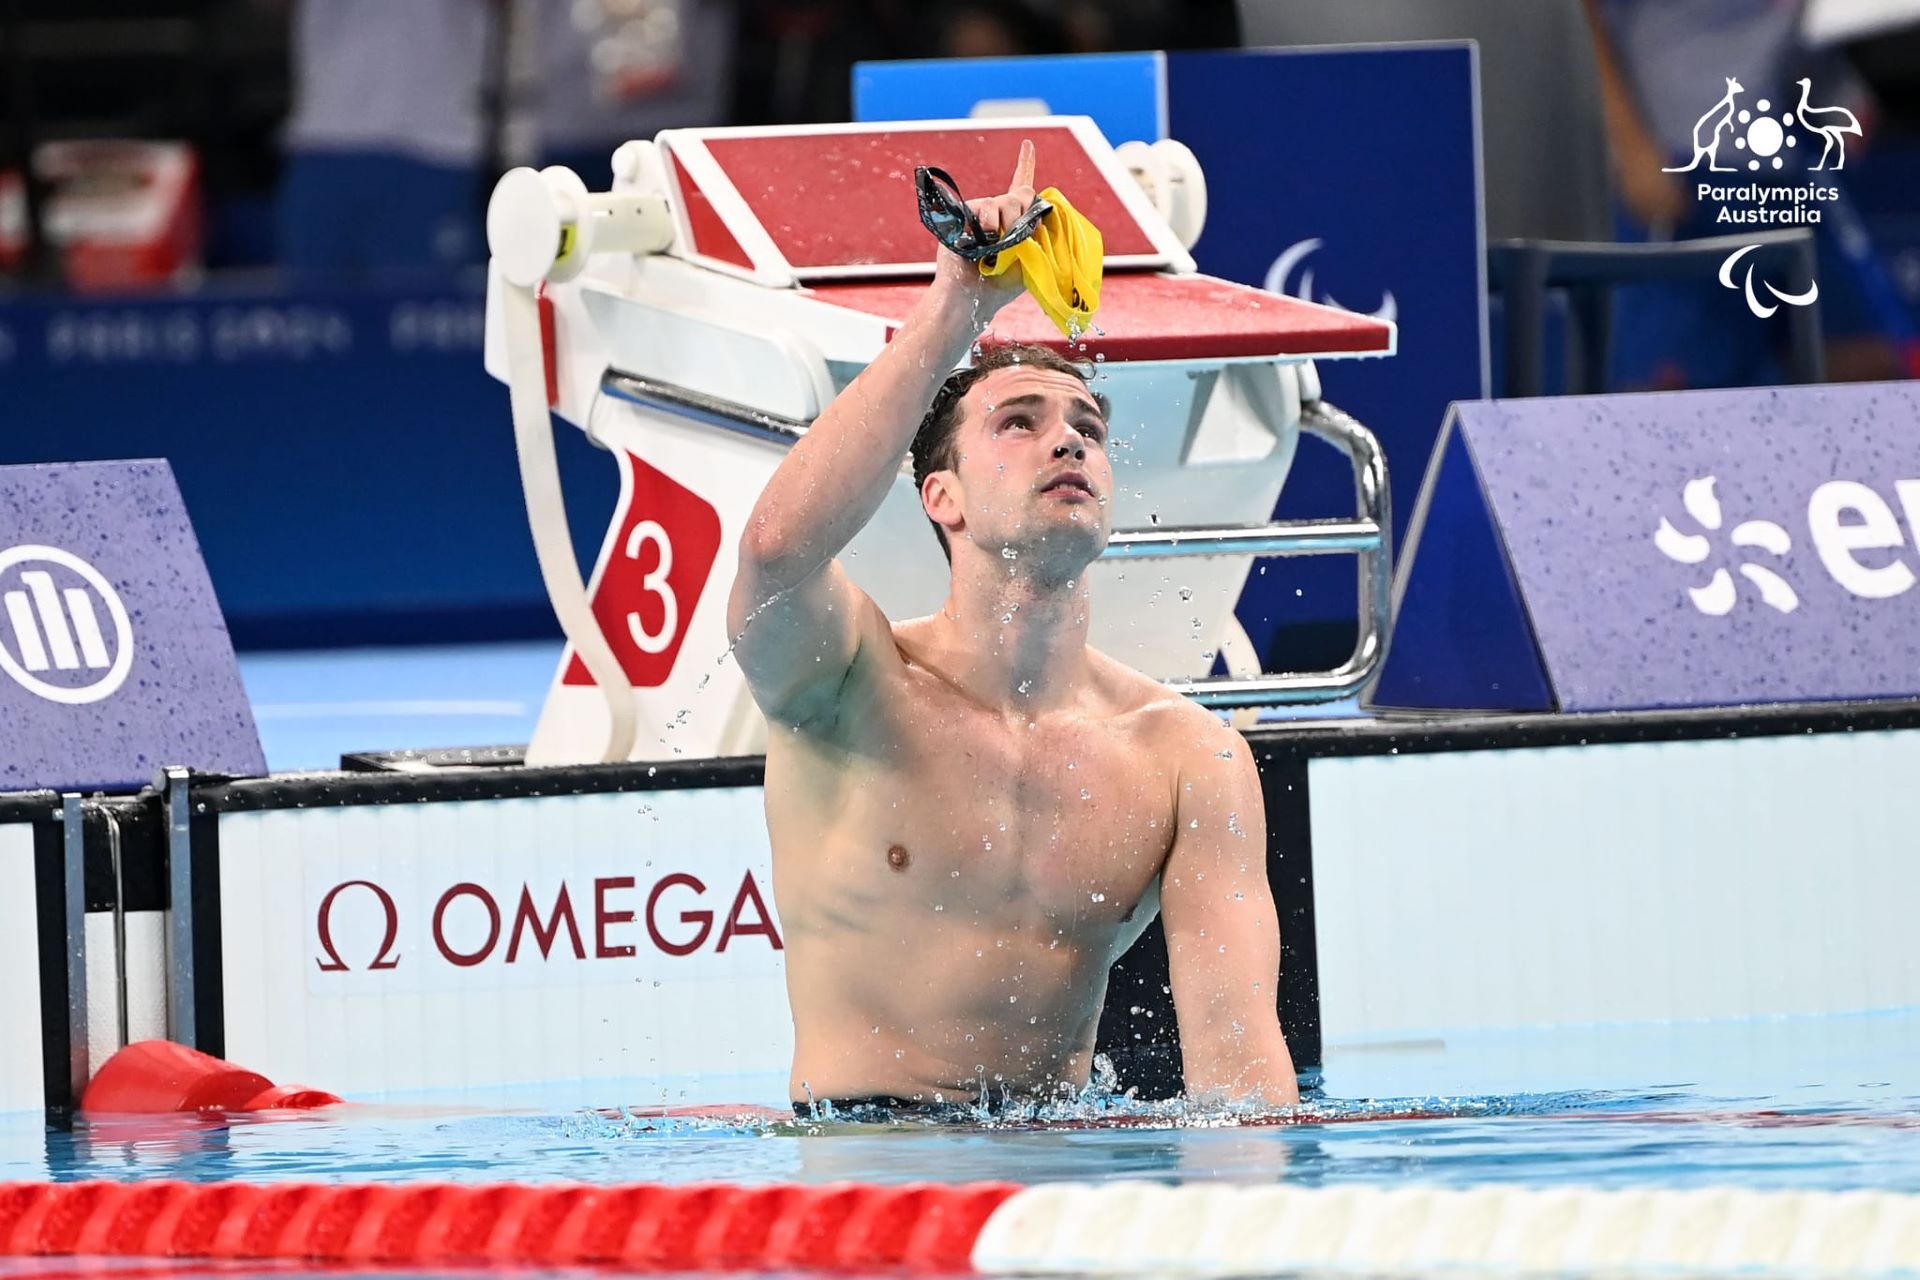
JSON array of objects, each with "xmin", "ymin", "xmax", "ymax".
[{"xmin": 978, "ymin": 186, "xmax": 1103, "ymax": 336}]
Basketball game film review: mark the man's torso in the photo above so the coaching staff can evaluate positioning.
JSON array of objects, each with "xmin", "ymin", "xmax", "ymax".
[{"xmin": 764, "ymin": 617, "xmax": 1193, "ymax": 1103}]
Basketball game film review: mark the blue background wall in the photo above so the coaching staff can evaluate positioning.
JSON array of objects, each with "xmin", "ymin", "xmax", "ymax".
[{"xmin": 0, "ymin": 280, "xmax": 615, "ymax": 647}]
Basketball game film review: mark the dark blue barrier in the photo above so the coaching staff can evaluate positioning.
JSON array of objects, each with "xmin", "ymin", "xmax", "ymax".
[
  {"xmin": 1374, "ymin": 381, "xmax": 1920, "ymax": 712},
  {"xmin": 857, "ymin": 46, "xmax": 1487, "ymax": 667},
  {"xmin": 0, "ymin": 279, "xmax": 616, "ymax": 648}
]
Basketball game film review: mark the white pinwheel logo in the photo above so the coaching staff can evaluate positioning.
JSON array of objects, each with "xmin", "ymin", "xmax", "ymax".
[{"xmin": 1653, "ymin": 476, "xmax": 1799, "ymax": 615}]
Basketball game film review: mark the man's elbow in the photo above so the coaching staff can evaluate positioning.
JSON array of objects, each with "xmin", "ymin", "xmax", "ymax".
[
  {"xmin": 737, "ymin": 510, "xmax": 789, "ymax": 571},
  {"xmin": 736, "ymin": 519, "xmax": 815, "ymax": 595}
]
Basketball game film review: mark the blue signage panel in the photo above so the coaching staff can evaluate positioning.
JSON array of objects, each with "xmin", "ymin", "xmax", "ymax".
[
  {"xmin": 855, "ymin": 53, "xmax": 1167, "ymax": 149},
  {"xmin": 1375, "ymin": 381, "xmax": 1920, "ymax": 712},
  {"xmin": 0, "ymin": 460, "xmax": 265, "ymax": 791},
  {"xmin": 1164, "ymin": 47, "xmax": 1485, "ymax": 664}
]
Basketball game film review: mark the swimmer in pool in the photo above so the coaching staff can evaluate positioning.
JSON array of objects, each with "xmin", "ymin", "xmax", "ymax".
[{"xmin": 728, "ymin": 140, "xmax": 1298, "ymax": 1115}]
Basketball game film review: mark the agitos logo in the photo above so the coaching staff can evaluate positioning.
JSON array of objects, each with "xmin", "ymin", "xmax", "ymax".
[{"xmin": 314, "ymin": 871, "xmax": 781, "ymax": 972}]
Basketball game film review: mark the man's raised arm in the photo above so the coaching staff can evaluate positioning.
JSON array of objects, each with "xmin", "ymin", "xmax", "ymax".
[
  {"xmin": 726, "ymin": 141, "xmax": 1038, "ymax": 727},
  {"xmin": 1159, "ymin": 712, "xmax": 1301, "ymax": 1106}
]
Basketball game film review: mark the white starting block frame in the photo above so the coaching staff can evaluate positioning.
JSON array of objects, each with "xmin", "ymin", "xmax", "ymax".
[{"xmin": 484, "ymin": 117, "xmax": 1397, "ymax": 765}]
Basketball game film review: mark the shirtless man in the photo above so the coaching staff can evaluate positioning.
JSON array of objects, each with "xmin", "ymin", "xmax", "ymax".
[{"xmin": 727, "ymin": 141, "xmax": 1298, "ymax": 1113}]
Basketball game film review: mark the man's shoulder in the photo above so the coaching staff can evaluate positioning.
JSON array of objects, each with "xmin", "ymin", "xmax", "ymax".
[{"xmin": 1086, "ymin": 650, "xmax": 1240, "ymax": 746}]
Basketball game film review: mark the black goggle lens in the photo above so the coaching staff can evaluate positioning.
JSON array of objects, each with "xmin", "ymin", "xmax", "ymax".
[{"xmin": 915, "ymin": 166, "xmax": 1051, "ymax": 262}]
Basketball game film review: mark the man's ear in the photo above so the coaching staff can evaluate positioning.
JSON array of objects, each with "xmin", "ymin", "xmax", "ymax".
[{"xmin": 923, "ymin": 470, "xmax": 964, "ymax": 540}]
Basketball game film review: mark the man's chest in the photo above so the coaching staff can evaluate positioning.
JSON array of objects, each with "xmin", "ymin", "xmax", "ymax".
[{"xmin": 829, "ymin": 687, "xmax": 1181, "ymax": 914}]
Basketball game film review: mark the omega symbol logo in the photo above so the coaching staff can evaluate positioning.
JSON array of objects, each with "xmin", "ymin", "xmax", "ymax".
[{"xmin": 0, "ymin": 545, "xmax": 135, "ymax": 704}]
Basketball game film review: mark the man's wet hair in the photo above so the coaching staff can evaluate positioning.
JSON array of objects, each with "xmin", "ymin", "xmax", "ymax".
[{"xmin": 909, "ymin": 343, "xmax": 1110, "ymax": 563}]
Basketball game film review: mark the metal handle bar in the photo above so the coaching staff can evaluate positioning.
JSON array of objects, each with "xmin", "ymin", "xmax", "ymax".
[{"xmin": 1142, "ymin": 402, "xmax": 1392, "ymax": 708}]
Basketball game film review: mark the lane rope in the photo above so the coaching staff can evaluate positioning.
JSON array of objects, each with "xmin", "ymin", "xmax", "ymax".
[{"xmin": 7, "ymin": 1180, "xmax": 1920, "ymax": 1274}]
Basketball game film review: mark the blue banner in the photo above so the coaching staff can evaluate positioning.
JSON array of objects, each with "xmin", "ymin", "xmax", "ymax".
[
  {"xmin": 1164, "ymin": 47, "xmax": 1484, "ymax": 664},
  {"xmin": 0, "ymin": 281, "xmax": 615, "ymax": 647},
  {"xmin": 855, "ymin": 53, "xmax": 1167, "ymax": 148}
]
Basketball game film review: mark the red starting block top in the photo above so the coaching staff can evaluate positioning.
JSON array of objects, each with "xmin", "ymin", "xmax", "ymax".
[
  {"xmin": 657, "ymin": 118, "xmax": 1190, "ymax": 285},
  {"xmin": 808, "ymin": 273, "xmax": 1397, "ymax": 363}
]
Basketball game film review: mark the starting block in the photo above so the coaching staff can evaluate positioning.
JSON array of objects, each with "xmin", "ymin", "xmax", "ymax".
[{"xmin": 483, "ymin": 117, "xmax": 1397, "ymax": 765}]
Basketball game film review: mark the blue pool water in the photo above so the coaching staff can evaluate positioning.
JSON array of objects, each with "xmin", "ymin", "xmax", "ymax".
[{"xmin": 8, "ymin": 1009, "xmax": 1920, "ymax": 1194}]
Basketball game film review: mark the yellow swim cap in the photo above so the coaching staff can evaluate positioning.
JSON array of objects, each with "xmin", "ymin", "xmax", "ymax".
[{"xmin": 978, "ymin": 187, "xmax": 1104, "ymax": 336}]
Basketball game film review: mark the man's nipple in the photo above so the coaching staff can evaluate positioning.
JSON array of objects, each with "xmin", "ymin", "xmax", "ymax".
[{"xmin": 886, "ymin": 843, "xmax": 911, "ymax": 871}]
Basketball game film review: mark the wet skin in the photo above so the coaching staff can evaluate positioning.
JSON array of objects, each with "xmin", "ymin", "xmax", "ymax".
[{"xmin": 730, "ymin": 140, "xmax": 1296, "ymax": 1109}]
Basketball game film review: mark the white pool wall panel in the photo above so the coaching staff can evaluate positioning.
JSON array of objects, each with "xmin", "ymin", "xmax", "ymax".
[
  {"xmin": 1309, "ymin": 730, "xmax": 1920, "ymax": 1043},
  {"xmin": 0, "ymin": 824, "xmax": 41, "ymax": 1113},
  {"xmin": 216, "ymin": 787, "xmax": 791, "ymax": 1098}
]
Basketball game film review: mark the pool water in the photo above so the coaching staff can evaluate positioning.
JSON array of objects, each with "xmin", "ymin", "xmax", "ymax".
[{"xmin": 8, "ymin": 1008, "xmax": 1919, "ymax": 1197}]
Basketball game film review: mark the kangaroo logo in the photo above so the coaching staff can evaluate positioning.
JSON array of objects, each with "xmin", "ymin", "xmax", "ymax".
[
  {"xmin": 1665, "ymin": 77, "xmax": 1745, "ymax": 173},
  {"xmin": 1653, "ymin": 476, "xmax": 1797, "ymax": 615}
]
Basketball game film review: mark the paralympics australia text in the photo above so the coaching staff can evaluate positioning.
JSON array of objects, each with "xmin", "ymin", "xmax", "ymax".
[{"xmin": 1698, "ymin": 182, "xmax": 1840, "ymax": 225}]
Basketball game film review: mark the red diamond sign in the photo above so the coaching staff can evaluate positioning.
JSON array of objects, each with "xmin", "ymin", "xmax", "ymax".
[{"xmin": 563, "ymin": 451, "xmax": 721, "ymax": 688}]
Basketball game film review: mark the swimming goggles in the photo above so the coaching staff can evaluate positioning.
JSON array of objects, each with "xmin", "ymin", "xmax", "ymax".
[{"xmin": 915, "ymin": 165, "xmax": 1053, "ymax": 262}]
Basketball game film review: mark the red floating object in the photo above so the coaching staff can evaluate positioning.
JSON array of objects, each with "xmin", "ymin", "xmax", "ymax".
[{"xmin": 80, "ymin": 1040, "xmax": 342, "ymax": 1114}]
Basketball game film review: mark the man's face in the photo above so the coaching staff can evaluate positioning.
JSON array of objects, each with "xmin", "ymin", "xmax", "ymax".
[{"xmin": 924, "ymin": 364, "xmax": 1115, "ymax": 575}]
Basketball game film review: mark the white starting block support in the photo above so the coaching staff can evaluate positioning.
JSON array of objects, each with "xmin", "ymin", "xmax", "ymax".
[{"xmin": 484, "ymin": 117, "xmax": 1397, "ymax": 766}]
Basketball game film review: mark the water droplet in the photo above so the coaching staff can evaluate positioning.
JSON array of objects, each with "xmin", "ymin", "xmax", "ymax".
[
  {"xmin": 1080, "ymin": 787, "xmax": 1091, "ymax": 800},
  {"xmin": 1090, "ymin": 891, "xmax": 1105, "ymax": 902}
]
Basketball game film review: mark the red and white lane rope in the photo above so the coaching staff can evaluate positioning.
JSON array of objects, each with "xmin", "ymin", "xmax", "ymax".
[{"xmin": 5, "ymin": 1180, "xmax": 1920, "ymax": 1274}]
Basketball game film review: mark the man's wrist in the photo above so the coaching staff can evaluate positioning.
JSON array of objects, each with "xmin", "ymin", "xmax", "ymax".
[{"xmin": 906, "ymin": 272, "xmax": 995, "ymax": 353}]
